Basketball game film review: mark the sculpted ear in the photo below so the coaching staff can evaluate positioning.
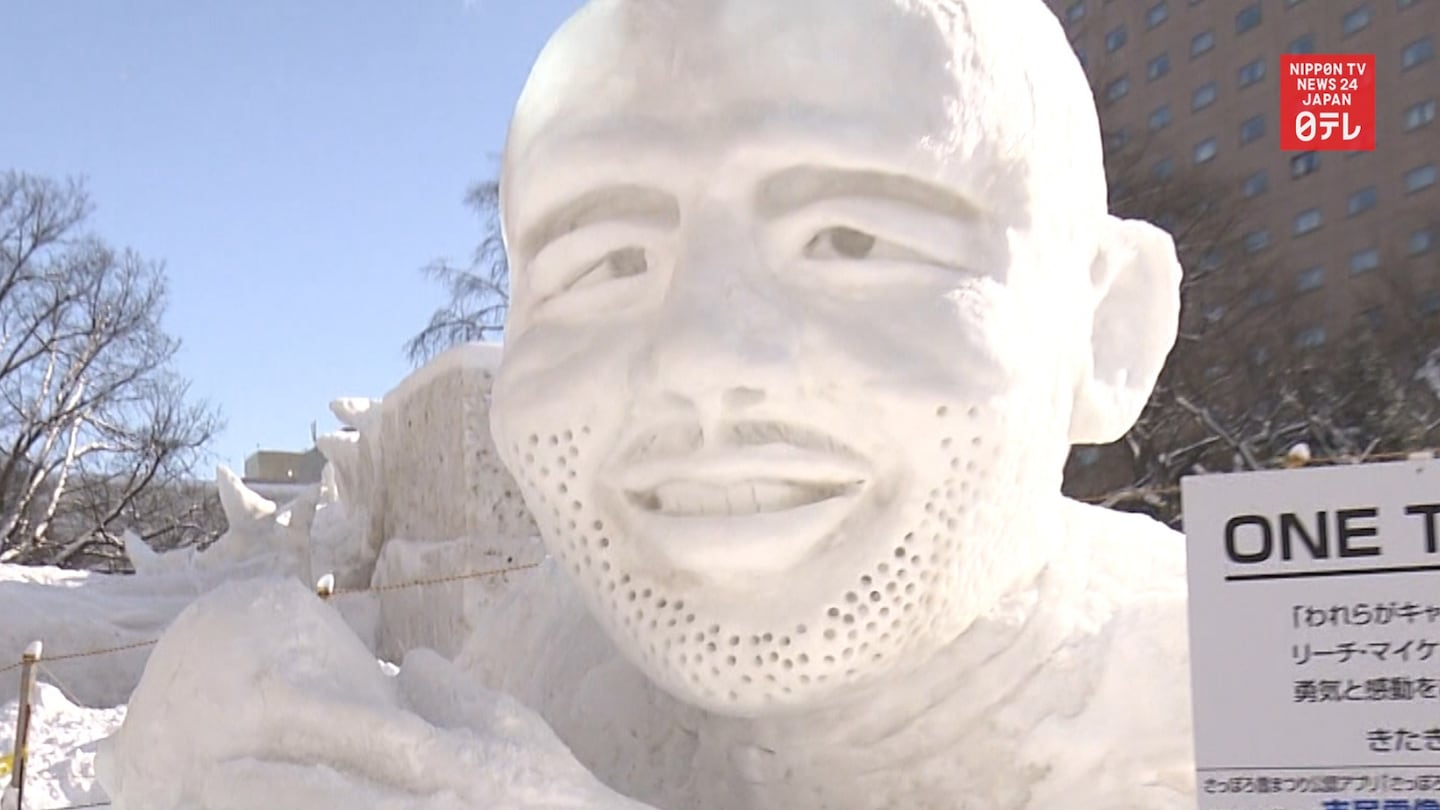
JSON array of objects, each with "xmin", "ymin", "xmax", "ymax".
[{"xmin": 1068, "ymin": 216, "xmax": 1182, "ymax": 445}]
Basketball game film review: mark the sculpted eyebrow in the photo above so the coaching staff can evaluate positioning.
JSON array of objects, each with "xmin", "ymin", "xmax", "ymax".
[
  {"xmin": 755, "ymin": 166, "xmax": 984, "ymax": 222},
  {"xmin": 522, "ymin": 184, "xmax": 680, "ymax": 259}
]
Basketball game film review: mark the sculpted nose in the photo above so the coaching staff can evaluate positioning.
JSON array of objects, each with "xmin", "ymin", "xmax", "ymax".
[{"xmin": 631, "ymin": 220, "xmax": 796, "ymax": 421}]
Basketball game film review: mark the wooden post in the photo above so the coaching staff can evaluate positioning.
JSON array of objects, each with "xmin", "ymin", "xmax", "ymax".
[{"xmin": 7, "ymin": 641, "xmax": 42, "ymax": 810}]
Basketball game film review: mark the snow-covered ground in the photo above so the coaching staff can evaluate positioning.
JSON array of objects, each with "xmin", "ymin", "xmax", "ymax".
[{"xmin": 1, "ymin": 683, "xmax": 124, "ymax": 810}]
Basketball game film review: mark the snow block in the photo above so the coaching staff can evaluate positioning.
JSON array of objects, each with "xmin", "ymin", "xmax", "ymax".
[{"xmin": 380, "ymin": 343, "xmax": 537, "ymax": 544}]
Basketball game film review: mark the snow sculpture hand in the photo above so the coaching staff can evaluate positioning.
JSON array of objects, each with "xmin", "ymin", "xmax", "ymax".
[{"xmin": 97, "ymin": 578, "xmax": 655, "ymax": 810}]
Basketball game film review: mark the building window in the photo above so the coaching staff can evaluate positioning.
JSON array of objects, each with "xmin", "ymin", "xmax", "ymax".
[
  {"xmin": 1238, "ymin": 58, "xmax": 1266, "ymax": 88},
  {"xmin": 1296, "ymin": 327, "xmax": 1327, "ymax": 349},
  {"xmin": 1149, "ymin": 104, "xmax": 1173, "ymax": 130},
  {"xmin": 1074, "ymin": 46, "xmax": 1088, "ymax": 69},
  {"xmin": 1153, "ymin": 157, "xmax": 1175, "ymax": 180},
  {"xmin": 1200, "ymin": 249, "xmax": 1224, "ymax": 272},
  {"xmin": 1147, "ymin": 1, "xmax": 1169, "ymax": 28},
  {"xmin": 1192, "ymin": 30, "xmax": 1215, "ymax": 58},
  {"xmin": 1293, "ymin": 208, "xmax": 1323, "ymax": 235},
  {"xmin": 1347, "ymin": 186, "xmax": 1378, "ymax": 215},
  {"xmin": 1412, "ymin": 228, "xmax": 1437, "ymax": 256},
  {"xmin": 1292, "ymin": 151, "xmax": 1321, "ymax": 178},
  {"xmin": 1147, "ymin": 53, "xmax": 1171, "ymax": 81},
  {"xmin": 1194, "ymin": 137, "xmax": 1218, "ymax": 164},
  {"xmin": 1240, "ymin": 114, "xmax": 1266, "ymax": 144},
  {"xmin": 1289, "ymin": 34, "xmax": 1316, "ymax": 54},
  {"xmin": 1106, "ymin": 25, "xmax": 1128, "ymax": 52},
  {"xmin": 1075, "ymin": 447, "xmax": 1102, "ymax": 467},
  {"xmin": 1406, "ymin": 163, "xmax": 1438, "ymax": 193},
  {"xmin": 1398, "ymin": 0, "xmax": 1418, "ymax": 9},
  {"xmin": 1349, "ymin": 247, "xmax": 1380, "ymax": 274},
  {"xmin": 1342, "ymin": 6, "xmax": 1372, "ymax": 37},
  {"xmin": 1297, "ymin": 266, "xmax": 1325, "ymax": 292},
  {"xmin": 1236, "ymin": 4, "xmax": 1262, "ymax": 33},
  {"xmin": 1193, "ymin": 82, "xmax": 1218, "ymax": 110},
  {"xmin": 1243, "ymin": 228, "xmax": 1270, "ymax": 253},
  {"xmin": 1104, "ymin": 129, "xmax": 1130, "ymax": 153},
  {"xmin": 1241, "ymin": 170, "xmax": 1269, "ymax": 198},
  {"xmin": 1402, "ymin": 36, "xmax": 1435, "ymax": 70},
  {"xmin": 1404, "ymin": 99, "xmax": 1437, "ymax": 131},
  {"xmin": 1065, "ymin": 1, "xmax": 1086, "ymax": 22},
  {"xmin": 1287, "ymin": 0, "xmax": 1306, "ymax": 7},
  {"xmin": 1250, "ymin": 287, "xmax": 1276, "ymax": 307},
  {"xmin": 1105, "ymin": 76, "xmax": 1131, "ymax": 102}
]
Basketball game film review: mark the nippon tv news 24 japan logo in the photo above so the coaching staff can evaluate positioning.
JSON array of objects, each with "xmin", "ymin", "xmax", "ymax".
[{"xmin": 1280, "ymin": 54, "xmax": 1377, "ymax": 152}]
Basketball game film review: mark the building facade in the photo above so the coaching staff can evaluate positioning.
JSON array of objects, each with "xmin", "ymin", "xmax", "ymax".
[
  {"xmin": 243, "ymin": 447, "xmax": 327, "ymax": 485},
  {"xmin": 1048, "ymin": 0, "xmax": 1438, "ymax": 352}
]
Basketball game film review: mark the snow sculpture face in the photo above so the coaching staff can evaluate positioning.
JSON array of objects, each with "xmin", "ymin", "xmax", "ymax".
[{"xmin": 492, "ymin": 0, "xmax": 1181, "ymax": 716}]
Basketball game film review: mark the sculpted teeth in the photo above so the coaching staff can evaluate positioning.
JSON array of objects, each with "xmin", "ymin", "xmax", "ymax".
[{"xmin": 641, "ymin": 481, "xmax": 854, "ymax": 516}]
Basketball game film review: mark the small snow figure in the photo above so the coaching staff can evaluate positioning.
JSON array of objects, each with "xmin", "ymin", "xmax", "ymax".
[{"xmin": 1285, "ymin": 443, "xmax": 1313, "ymax": 469}]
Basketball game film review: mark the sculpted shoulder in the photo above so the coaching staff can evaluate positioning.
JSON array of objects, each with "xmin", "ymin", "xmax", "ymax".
[
  {"xmin": 1061, "ymin": 496, "xmax": 1187, "ymax": 600},
  {"xmin": 1009, "ymin": 499, "xmax": 1195, "ymax": 808}
]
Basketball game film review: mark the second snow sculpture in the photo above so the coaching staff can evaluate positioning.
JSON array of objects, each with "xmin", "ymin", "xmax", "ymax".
[{"xmin": 100, "ymin": 1, "xmax": 1196, "ymax": 808}]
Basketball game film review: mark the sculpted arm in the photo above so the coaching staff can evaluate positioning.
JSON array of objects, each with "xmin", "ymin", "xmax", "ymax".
[{"xmin": 98, "ymin": 578, "xmax": 657, "ymax": 810}]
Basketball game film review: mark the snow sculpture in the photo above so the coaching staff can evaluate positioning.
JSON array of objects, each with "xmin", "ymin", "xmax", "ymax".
[
  {"xmin": 380, "ymin": 343, "xmax": 537, "ymax": 545},
  {"xmin": 486, "ymin": 0, "xmax": 1191, "ymax": 803},
  {"xmin": 366, "ymin": 343, "xmax": 544, "ymax": 660},
  {"xmin": 311, "ymin": 397, "xmax": 386, "ymax": 589},
  {"xmin": 128, "ymin": 467, "xmax": 316, "ymax": 581},
  {"xmin": 99, "ymin": 1, "xmax": 1195, "ymax": 807}
]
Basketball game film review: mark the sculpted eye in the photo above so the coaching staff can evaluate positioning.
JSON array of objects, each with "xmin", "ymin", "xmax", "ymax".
[
  {"xmin": 571, "ymin": 246, "xmax": 649, "ymax": 290},
  {"xmin": 805, "ymin": 227, "xmax": 877, "ymax": 260},
  {"xmin": 802, "ymin": 226, "xmax": 944, "ymax": 269}
]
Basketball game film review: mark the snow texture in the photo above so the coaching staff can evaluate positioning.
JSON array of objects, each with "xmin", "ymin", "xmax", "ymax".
[
  {"xmin": 96, "ymin": 578, "xmax": 651, "ymax": 810},
  {"xmin": 372, "ymin": 535, "xmax": 538, "ymax": 662},
  {"xmin": 380, "ymin": 343, "xmax": 538, "ymax": 545},
  {"xmin": 0, "ymin": 683, "xmax": 124, "ymax": 809}
]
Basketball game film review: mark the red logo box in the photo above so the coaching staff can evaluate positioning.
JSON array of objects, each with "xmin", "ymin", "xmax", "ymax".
[{"xmin": 1280, "ymin": 54, "xmax": 1376, "ymax": 151}]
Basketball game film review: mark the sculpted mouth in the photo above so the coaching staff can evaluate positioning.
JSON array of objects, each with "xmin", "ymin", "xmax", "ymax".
[
  {"xmin": 634, "ymin": 480, "xmax": 860, "ymax": 516},
  {"xmin": 617, "ymin": 428, "xmax": 871, "ymax": 519},
  {"xmin": 609, "ymin": 421, "xmax": 874, "ymax": 578},
  {"xmin": 626, "ymin": 472, "xmax": 866, "ymax": 518}
]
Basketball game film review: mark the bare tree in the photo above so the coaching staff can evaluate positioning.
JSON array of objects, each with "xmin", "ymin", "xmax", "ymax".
[
  {"xmin": 1064, "ymin": 137, "xmax": 1440, "ymax": 525},
  {"xmin": 405, "ymin": 180, "xmax": 509, "ymax": 365},
  {"xmin": 0, "ymin": 171, "xmax": 223, "ymax": 567}
]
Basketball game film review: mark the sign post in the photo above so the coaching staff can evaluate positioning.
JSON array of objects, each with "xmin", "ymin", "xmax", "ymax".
[{"xmin": 1184, "ymin": 459, "xmax": 1440, "ymax": 810}]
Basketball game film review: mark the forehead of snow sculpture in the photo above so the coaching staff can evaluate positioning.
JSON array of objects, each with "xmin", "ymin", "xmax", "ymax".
[{"xmin": 491, "ymin": 0, "xmax": 1182, "ymax": 716}]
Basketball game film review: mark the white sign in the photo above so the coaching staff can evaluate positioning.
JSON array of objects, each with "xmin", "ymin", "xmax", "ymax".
[{"xmin": 1183, "ymin": 459, "xmax": 1440, "ymax": 810}]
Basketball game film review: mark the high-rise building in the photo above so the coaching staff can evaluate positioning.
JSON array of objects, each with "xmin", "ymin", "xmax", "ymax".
[{"xmin": 1047, "ymin": 0, "xmax": 1438, "ymax": 351}]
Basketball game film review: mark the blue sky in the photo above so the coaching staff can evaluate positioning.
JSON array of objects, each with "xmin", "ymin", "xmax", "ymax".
[{"xmin": 2, "ymin": 0, "xmax": 584, "ymax": 473}]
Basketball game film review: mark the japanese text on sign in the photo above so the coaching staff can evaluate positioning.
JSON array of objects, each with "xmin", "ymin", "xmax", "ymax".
[{"xmin": 1183, "ymin": 460, "xmax": 1440, "ymax": 810}]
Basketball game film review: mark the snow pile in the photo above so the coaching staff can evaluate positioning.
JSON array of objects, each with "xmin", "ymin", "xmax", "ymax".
[
  {"xmin": 0, "ymin": 466, "xmax": 325, "ymax": 709},
  {"xmin": 0, "ymin": 556, "xmax": 265, "ymax": 709},
  {"xmin": 1, "ymin": 682, "xmax": 125, "ymax": 809}
]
